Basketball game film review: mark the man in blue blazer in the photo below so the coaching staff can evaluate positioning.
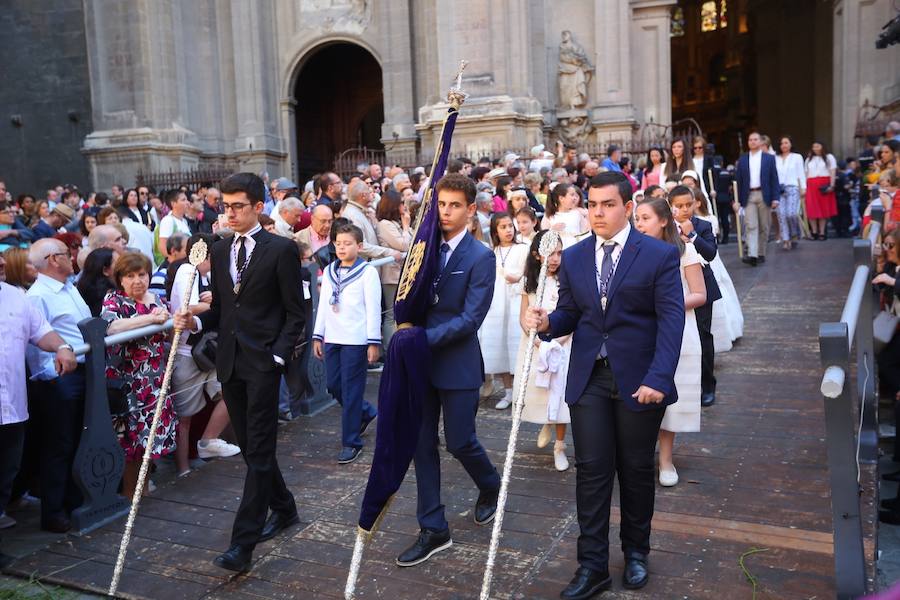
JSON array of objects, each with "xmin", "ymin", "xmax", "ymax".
[
  {"xmin": 734, "ymin": 131, "xmax": 780, "ymax": 266},
  {"xmin": 396, "ymin": 173, "xmax": 501, "ymax": 567},
  {"xmin": 527, "ymin": 172, "xmax": 685, "ymax": 597}
]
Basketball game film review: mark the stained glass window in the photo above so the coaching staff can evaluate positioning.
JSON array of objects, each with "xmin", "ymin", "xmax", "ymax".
[
  {"xmin": 701, "ymin": 1, "xmax": 718, "ymax": 32},
  {"xmin": 671, "ymin": 7, "xmax": 685, "ymax": 37},
  {"xmin": 719, "ymin": 0, "xmax": 728, "ymax": 28}
]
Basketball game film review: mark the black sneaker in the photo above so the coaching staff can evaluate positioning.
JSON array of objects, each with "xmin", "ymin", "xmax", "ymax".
[
  {"xmin": 360, "ymin": 414, "xmax": 376, "ymax": 437},
  {"xmin": 367, "ymin": 361, "xmax": 383, "ymax": 372},
  {"xmin": 396, "ymin": 528, "xmax": 452, "ymax": 567},
  {"xmin": 337, "ymin": 446, "xmax": 363, "ymax": 464},
  {"xmin": 474, "ymin": 488, "xmax": 500, "ymax": 525}
]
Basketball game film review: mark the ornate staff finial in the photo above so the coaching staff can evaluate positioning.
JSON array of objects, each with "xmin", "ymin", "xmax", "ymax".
[{"xmin": 447, "ymin": 60, "xmax": 469, "ymax": 109}]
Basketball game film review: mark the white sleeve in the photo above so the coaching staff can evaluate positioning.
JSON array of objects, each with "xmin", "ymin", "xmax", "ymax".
[
  {"xmin": 827, "ymin": 154, "xmax": 837, "ymax": 170},
  {"xmin": 159, "ymin": 215, "xmax": 174, "ymax": 238},
  {"xmin": 26, "ymin": 296, "xmax": 54, "ymax": 344},
  {"xmin": 364, "ymin": 267, "xmax": 382, "ymax": 344},
  {"xmin": 313, "ymin": 274, "xmax": 330, "ymax": 341}
]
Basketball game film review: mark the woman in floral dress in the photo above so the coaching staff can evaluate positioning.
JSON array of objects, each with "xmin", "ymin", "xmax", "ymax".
[{"xmin": 101, "ymin": 252, "xmax": 174, "ymax": 499}]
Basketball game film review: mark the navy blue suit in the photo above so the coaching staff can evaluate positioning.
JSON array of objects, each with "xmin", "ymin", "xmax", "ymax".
[
  {"xmin": 414, "ymin": 232, "xmax": 500, "ymax": 531},
  {"xmin": 689, "ymin": 216, "xmax": 720, "ymax": 395},
  {"xmin": 547, "ymin": 227, "xmax": 685, "ymax": 573},
  {"xmin": 32, "ymin": 220, "xmax": 58, "ymax": 241},
  {"xmin": 735, "ymin": 152, "xmax": 780, "ymax": 206}
]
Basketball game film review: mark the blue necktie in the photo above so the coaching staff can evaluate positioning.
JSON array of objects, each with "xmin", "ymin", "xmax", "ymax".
[
  {"xmin": 439, "ymin": 242, "xmax": 450, "ymax": 272},
  {"xmin": 599, "ymin": 243, "xmax": 616, "ymax": 358}
]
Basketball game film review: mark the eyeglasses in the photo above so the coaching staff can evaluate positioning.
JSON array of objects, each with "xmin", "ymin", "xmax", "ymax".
[{"xmin": 222, "ymin": 202, "xmax": 252, "ymax": 212}]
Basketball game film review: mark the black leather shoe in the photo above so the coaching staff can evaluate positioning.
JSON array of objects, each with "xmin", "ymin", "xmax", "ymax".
[
  {"xmin": 338, "ymin": 446, "xmax": 363, "ymax": 464},
  {"xmin": 559, "ymin": 566, "xmax": 611, "ymax": 599},
  {"xmin": 883, "ymin": 471, "xmax": 900, "ymax": 482},
  {"xmin": 623, "ymin": 552, "xmax": 649, "ymax": 589},
  {"xmin": 360, "ymin": 414, "xmax": 376, "ymax": 437},
  {"xmin": 700, "ymin": 393, "xmax": 716, "ymax": 407},
  {"xmin": 474, "ymin": 488, "xmax": 499, "ymax": 525},
  {"xmin": 396, "ymin": 528, "xmax": 452, "ymax": 567},
  {"xmin": 757, "ymin": 256, "xmax": 766, "ymax": 264},
  {"xmin": 41, "ymin": 516, "xmax": 71, "ymax": 534},
  {"xmin": 881, "ymin": 509, "xmax": 900, "ymax": 526},
  {"xmin": 741, "ymin": 256, "xmax": 758, "ymax": 266},
  {"xmin": 882, "ymin": 496, "xmax": 900, "ymax": 511},
  {"xmin": 213, "ymin": 544, "xmax": 253, "ymax": 572},
  {"xmin": 258, "ymin": 511, "xmax": 300, "ymax": 543}
]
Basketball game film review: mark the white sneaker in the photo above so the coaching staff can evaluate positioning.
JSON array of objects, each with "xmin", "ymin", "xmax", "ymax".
[
  {"xmin": 495, "ymin": 390, "xmax": 512, "ymax": 410},
  {"xmin": 537, "ymin": 424, "xmax": 553, "ymax": 449},
  {"xmin": 553, "ymin": 441, "xmax": 569, "ymax": 471},
  {"xmin": 0, "ymin": 513, "xmax": 16, "ymax": 529},
  {"xmin": 659, "ymin": 467, "xmax": 679, "ymax": 487},
  {"xmin": 197, "ymin": 438, "xmax": 242, "ymax": 459}
]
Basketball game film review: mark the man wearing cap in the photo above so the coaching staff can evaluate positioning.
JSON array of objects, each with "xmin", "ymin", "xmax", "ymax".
[
  {"xmin": 272, "ymin": 178, "xmax": 299, "ymax": 203},
  {"xmin": 601, "ymin": 145, "xmax": 622, "ymax": 172},
  {"xmin": 32, "ymin": 204, "xmax": 74, "ymax": 240}
]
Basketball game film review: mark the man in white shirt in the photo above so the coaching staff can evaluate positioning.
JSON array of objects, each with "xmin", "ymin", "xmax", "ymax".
[
  {"xmin": 0, "ymin": 253, "xmax": 76, "ymax": 565},
  {"xmin": 272, "ymin": 197, "xmax": 304, "ymax": 239},
  {"xmin": 25, "ymin": 239, "xmax": 93, "ymax": 534},
  {"xmin": 735, "ymin": 132, "xmax": 781, "ymax": 265},
  {"xmin": 157, "ymin": 189, "xmax": 193, "ymax": 257}
]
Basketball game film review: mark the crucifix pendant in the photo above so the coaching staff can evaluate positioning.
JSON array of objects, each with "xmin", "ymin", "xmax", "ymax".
[
  {"xmin": 601, "ymin": 295, "xmax": 608, "ymax": 311},
  {"xmin": 233, "ymin": 282, "xmax": 241, "ymax": 295}
]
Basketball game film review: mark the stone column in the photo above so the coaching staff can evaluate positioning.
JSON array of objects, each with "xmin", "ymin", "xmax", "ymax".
[
  {"xmin": 377, "ymin": 1, "xmax": 419, "ymax": 167},
  {"xmin": 228, "ymin": 0, "xmax": 285, "ymax": 176},
  {"xmin": 82, "ymin": 0, "xmax": 202, "ymax": 189},
  {"xmin": 590, "ymin": 0, "xmax": 636, "ymax": 137},
  {"xmin": 629, "ymin": 0, "xmax": 677, "ymax": 130}
]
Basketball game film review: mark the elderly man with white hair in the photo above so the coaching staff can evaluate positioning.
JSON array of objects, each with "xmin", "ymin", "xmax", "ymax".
[
  {"xmin": 272, "ymin": 197, "xmax": 304, "ymax": 239},
  {"xmin": 25, "ymin": 238, "xmax": 93, "ymax": 534},
  {"xmin": 392, "ymin": 172, "xmax": 411, "ymax": 194},
  {"xmin": 87, "ymin": 224, "xmax": 127, "ymax": 254},
  {"xmin": 0, "ymin": 252, "xmax": 76, "ymax": 562},
  {"xmin": 342, "ymin": 181, "xmax": 403, "ymax": 262}
]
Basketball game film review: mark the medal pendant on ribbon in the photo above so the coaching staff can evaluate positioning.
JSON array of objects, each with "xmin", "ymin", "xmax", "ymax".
[
  {"xmin": 432, "ymin": 294, "xmax": 439, "ymax": 306},
  {"xmin": 233, "ymin": 283, "xmax": 240, "ymax": 295},
  {"xmin": 601, "ymin": 295, "xmax": 607, "ymax": 311}
]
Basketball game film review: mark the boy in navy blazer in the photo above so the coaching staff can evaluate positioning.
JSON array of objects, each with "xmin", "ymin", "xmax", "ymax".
[
  {"xmin": 396, "ymin": 173, "xmax": 501, "ymax": 567},
  {"xmin": 527, "ymin": 172, "xmax": 684, "ymax": 597}
]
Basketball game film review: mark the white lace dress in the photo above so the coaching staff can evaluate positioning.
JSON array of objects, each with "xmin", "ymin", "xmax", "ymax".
[
  {"xmin": 480, "ymin": 243, "xmax": 529, "ymax": 375},
  {"xmin": 698, "ymin": 214, "xmax": 744, "ymax": 350},
  {"xmin": 661, "ymin": 244, "xmax": 702, "ymax": 433}
]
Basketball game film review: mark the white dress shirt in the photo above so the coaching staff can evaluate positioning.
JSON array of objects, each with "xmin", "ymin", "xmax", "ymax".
[
  {"xmin": 776, "ymin": 152, "xmax": 807, "ymax": 190},
  {"xmin": 0, "ymin": 283, "xmax": 53, "ymax": 425},
  {"xmin": 594, "ymin": 222, "xmax": 631, "ymax": 297},
  {"xmin": 805, "ymin": 154, "xmax": 837, "ymax": 179},
  {"xmin": 312, "ymin": 263, "xmax": 382, "ymax": 346},
  {"xmin": 229, "ymin": 223, "xmax": 262, "ymax": 284},
  {"xmin": 123, "ymin": 219, "xmax": 156, "ymax": 266},
  {"xmin": 441, "ymin": 227, "xmax": 468, "ymax": 265},
  {"xmin": 748, "ymin": 151, "xmax": 762, "ymax": 188},
  {"xmin": 25, "ymin": 273, "xmax": 91, "ymax": 380}
]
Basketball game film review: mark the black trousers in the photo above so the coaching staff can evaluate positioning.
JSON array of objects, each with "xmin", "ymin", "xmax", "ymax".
[
  {"xmin": 0, "ymin": 422, "xmax": 26, "ymax": 515},
  {"xmin": 695, "ymin": 303, "xmax": 716, "ymax": 395},
  {"xmin": 717, "ymin": 203, "xmax": 732, "ymax": 242},
  {"xmin": 221, "ymin": 347, "xmax": 296, "ymax": 548},
  {"xmin": 569, "ymin": 362, "xmax": 666, "ymax": 573},
  {"xmin": 33, "ymin": 368, "xmax": 85, "ymax": 522}
]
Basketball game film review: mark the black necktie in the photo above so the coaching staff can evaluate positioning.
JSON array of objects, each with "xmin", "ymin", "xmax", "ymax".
[{"xmin": 236, "ymin": 236, "xmax": 246, "ymax": 271}]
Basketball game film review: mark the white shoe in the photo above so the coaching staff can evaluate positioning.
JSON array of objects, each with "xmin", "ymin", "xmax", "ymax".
[
  {"xmin": 495, "ymin": 390, "xmax": 512, "ymax": 410},
  {"xmin": 197, "ymin": 438, "xmax": 242, "ymax": 459},
  {"xmin": 553, "ymin": 441, "xmax": 569, "ymax": 471},
  {"xmin": 659, "ymin": 467, "xmax": 679, "ymax": 487},
  {"xmin": 537, "ymin": 424, "xmax": 553, "ymax": 449},
  {"xmin": 0, "ymin": 513, "xmax": 16, "ymax": 529}
]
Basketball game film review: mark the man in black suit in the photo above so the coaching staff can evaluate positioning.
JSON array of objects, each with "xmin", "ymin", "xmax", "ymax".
[
  {"xmin": 670, "ymin": 186, "xmax": 723, "ymax": 407},
  {"xmin": 174, "ymin": 172, "xmax": 305, "ymax": 572}
]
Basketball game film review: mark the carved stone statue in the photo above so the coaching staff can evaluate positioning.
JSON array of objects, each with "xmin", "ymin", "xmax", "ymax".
[
  {"xmin": 558, "ymin": 30, "xmax": 594, "ymax": 110},
  {"xmin": 558, "ymin": 114, "xmax": 595, "ymax": 146}
]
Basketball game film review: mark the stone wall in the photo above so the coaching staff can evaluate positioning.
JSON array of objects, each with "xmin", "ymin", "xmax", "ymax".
[{"xmin": 0, "ymin": 0, "xmax": 93, "ymax": 196}]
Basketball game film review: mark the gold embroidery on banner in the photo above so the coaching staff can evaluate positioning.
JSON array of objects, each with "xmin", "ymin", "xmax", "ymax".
[{"xmin": 396, "ymin": 240, "xmax": 425, "ymax": 301}]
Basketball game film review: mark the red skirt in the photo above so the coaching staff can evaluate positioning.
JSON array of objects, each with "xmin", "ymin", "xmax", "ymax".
[{"xmin": 805, "ymin": 176, "xmax": 837, "ymax": 219}]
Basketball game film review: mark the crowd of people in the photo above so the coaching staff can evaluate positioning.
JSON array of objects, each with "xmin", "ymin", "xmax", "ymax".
[{"xmin": 0, "ymin": 121, "xmax": 898, "ymax": 589}]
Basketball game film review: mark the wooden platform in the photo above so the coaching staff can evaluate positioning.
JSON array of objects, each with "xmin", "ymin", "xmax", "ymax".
[{"xmin": 3, "ymin": 238, "xmax": 871, "ymax": 599}]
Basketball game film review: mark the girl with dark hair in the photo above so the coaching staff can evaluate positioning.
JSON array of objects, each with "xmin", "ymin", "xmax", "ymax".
[
  {"xmin": 119, "ymin": 188, "xmax": 151, "ymax": 228},
  {"xmin": 492, "ymin": 175, "xmax": 513, "ymax": 213},
  {"xmin": 541, "ymin": 183, "xmax": 588, "ymax": 244},
  {"xmin": 506, "ymin": 187, "xmax": 529, "ymax": 222},
  {"xmin": 804, "ymin": 140, "xmax": 838, "ymax": 240},
  {"xmin": 76, "ymin": 248, "xmax": 116, "ymax": 316},
  {"xmin": 480, "ymin": 212, "xmax": 529, "ymax": 409},
  {"xmin": 512, "ymin": 230, "xmax": 570, "ymax": 471},
  {"xmin": 661, "ymin": 138, "xmax": 690, "ymax": 187},
  {"xmin": 515, "ymin": 207, "xmax": 538, "ymax": 244},
  {"xmin": 375, "ymin": 189, "xmax": 412, "ymax": 345},
  {"xmin": 634, "ymin": 198, "xmax": 705, "ymax": 487}
]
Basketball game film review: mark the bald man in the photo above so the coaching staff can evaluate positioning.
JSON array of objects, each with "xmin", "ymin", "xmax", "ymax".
[{"xmin": 87, "ymin": 224, "xmax": 127, "ymax": 254}]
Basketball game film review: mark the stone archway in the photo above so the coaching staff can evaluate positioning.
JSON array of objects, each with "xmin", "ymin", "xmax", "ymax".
[{"xmin": 291, "ymin": 42, "xmax": 384, "ymax": 183}]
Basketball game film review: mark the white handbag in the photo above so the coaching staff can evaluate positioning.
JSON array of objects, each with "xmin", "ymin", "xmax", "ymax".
[{"xmin": 874, "ymin": 309, "xmax": 899, "ymax": 353}]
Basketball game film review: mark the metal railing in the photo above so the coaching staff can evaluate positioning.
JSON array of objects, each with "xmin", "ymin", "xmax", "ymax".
[
  {"xmin": 68, "ymin": 255, "xmax": 395, "ymax": 534},
  {"xmin": 817, "ymin": 207, "xmax": 883, "ymax": 599}
]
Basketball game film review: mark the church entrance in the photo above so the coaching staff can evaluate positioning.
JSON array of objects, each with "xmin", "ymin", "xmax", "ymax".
[
  {"xmin": 670, "ymin": 0, "xmax": 833, "ymax": 161},
  {"xmin": 293, "ymin": 42, "xmax": 384, "ymax": 183}
]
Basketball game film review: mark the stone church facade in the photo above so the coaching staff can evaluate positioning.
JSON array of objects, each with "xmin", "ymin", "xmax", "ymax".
[{"xmin": 79, "ymin": 0, "xmax": 676, "ymax": 189}]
